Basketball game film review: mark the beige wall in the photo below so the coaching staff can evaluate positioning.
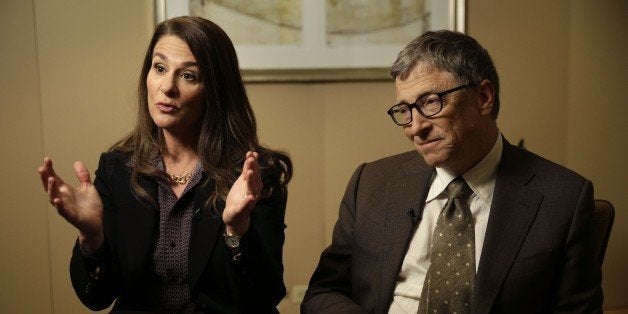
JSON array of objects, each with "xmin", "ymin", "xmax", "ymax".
[
  {"xmin": 1, "ymin": 0, "xmax": 625, "ymax": 313},
  {"xmin": 566, "ymin": 0, "xmax": 628, "ymax": 307},
  {"xmin": 0, "ymin": 0, "xmax": 50, "ymax": 312}
]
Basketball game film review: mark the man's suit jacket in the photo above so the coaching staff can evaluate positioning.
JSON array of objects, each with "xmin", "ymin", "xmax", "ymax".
[
  {"xmin": 69, "ymin": 151, "xmax": 287, "ymax": 313},
  {"xmin": 302, "ymin": 139, "xmax": 602, "ymax": 313}
]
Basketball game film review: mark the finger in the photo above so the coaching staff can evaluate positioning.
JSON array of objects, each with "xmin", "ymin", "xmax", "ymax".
[
  {"xmin": 38, "ymin": 166, "xmax": 49, "ymax": 191},
  {"xmin": 250, "ymin": 152, "xmax": 260, "ymax": 173},
  {"xmin": 251, "ymin": 151, "xmax": 259, "ymax": 165},
  {"xmin": 51, "ymin": 197, "xmax": 72, "ymax": 221},
  {"xmin": 52, "ymin": 197, "xmax": 63, "ymax": 210},
  {"xmin": 45, "ymin": 157, "xmax": 59, "ymax": 179},
  {"xmin": 248, "ymin": 156, "xmax": 263, "ymax": 190},
  {"xmin": 73, "ymin": 161, "xmax": 92, "ymax": 188},
  {"xmin": 248, "ymin": 169, "xmax": 262, "ymax": 193},
  {"xmin": 249, "ymin": 151, "xmax": 259, "ymax": 166},
  {"xmin": 242, "ymin": 152, "xmax": 255, "ymax": 174},
  {"xmin": 45, "ymin": 157, "xmax": 67, "ymax": 186},
  {"xmin": 244, "ymin": 170, "xmax": 263, "ymax": 200},
  {"xmin": 38, "ymin": 157, "xmax": 53, "ymax": 190},
  {"xmin": 239, "ymin": 152, "xmax": 262, "ymax": 200},
  {"xmin": 47, "ymin": 178, "xmax": 76, "ymax": 220},
  {"xmin": 46, "ymin": 175, "xmax": 77, "ymax": 222},
  {"xmin": 47, "ymin": 176, "xmax": 60, "ymax": 204},
  {"xmin": 244, "ymin": 152, "xmax": 261, "ymax": 177},
  {"xmin": 244, "ymin": 169, "xmax": 254, "ymax": 188}
]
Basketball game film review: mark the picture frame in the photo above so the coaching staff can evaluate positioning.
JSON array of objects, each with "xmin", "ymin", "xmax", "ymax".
[{"xmin": 154, "ymin": 0, "xmax": 466, "ymax": 82}]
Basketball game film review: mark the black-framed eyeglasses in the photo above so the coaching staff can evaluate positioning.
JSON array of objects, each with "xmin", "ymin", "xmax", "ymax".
[{"xmin": 386, "ymin": 84, "xmax": 473, "ymax": 126}]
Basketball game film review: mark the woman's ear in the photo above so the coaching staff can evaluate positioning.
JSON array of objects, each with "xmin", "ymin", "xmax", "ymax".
[{"xmin": 477, "ymin": 79, "xmax": 495, "ymax": 116}]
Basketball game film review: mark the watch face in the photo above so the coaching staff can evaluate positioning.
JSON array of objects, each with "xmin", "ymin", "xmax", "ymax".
[{"xmin": 226, "ymin": 236, "xmax": 240, "ymax": 248}]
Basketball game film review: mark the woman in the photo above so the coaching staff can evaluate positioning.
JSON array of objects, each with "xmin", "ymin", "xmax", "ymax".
[{"xmin": 37, "ymin": 17, "xmax": 292, "ymax": 313}]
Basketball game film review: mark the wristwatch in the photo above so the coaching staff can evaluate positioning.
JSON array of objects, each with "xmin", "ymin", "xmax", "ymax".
[
  {"xmin": 224, "ymin": 232, "xmax": 241, "ymax": 249},
  {"xmin": 223, "ymin": 232, "xmax": 243, "ymax": 261}
]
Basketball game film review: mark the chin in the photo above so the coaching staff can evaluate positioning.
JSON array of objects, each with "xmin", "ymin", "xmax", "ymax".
[
  {"xmin": 421, "ymin": 153, "xmax": 449, "ymax": 168},
  {"xmin": 421, "ymin": 157, "xmax": 440, "ymax": 167},
  {"xmin": 152, "ymin": 121, "xmax": 169, "ymax": 129},
  {"xmin": 151, "ymin": 116, "xmax": 174, "ymax": 127}
]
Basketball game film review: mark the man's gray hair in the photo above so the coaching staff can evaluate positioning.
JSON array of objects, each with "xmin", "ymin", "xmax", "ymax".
[{"xmin": 390, "ymin": 30, "xmax": 500, "ymax": 118}]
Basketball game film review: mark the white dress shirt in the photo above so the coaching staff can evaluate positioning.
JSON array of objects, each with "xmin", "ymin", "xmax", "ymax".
[{"xmin": 388, "ymin": 134, "xmax": 503, "ymax": 313}]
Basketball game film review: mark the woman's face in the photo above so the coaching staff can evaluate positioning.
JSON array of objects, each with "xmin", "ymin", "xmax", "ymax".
[{"xmin": 147, "ymin": 35, "xmax": 205, "ymax": 135}]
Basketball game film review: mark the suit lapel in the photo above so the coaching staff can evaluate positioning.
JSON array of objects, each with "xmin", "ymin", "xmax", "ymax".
[
  {"xmin": 377, "ymin": 157, "xmax": 434, "ymax": 311},
  {"xmin": 472, "ymin": 142, "xmax": 543, "ymax": 314},
  {"xmin": 119, "ymin": 174, "xmax": 159, "ymax": 278},
  {"xmin": 188, "ymin": 188, "xmax": 224, "ymax": 291}
]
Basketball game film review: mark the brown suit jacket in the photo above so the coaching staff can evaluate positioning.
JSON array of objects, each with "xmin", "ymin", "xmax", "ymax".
[{"xmin": 302, "ymin": 139, "xmax": 602, "ymax": 313}]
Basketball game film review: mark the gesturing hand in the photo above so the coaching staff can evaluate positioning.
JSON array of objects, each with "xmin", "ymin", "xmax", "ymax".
[
  {"xmin": 223, "ymin": 151, "xmax": 264, "ymax": 236},
  {"xmin": 38, "ymin": 157, "xmax": 104, "ymax": 254}
]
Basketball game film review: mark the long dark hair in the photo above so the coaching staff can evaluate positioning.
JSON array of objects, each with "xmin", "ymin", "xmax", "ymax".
[{"xmin": 111, "ymin": 16, "xmax": 292, "ymax": 207}]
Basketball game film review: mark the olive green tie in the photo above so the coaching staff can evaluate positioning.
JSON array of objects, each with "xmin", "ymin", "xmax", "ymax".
[{"xmin": 418, "ymin": 177, "xmax": 475, "ymax": 314}]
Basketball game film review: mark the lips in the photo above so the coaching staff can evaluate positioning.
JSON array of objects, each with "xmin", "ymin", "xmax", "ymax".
[
  {"xmin": 417, "ymin": 138, "xmax": 442, "ymax": 149},
  {"xmin": 156, "ymin": 102, "xmax": 178, "ymax": 113}
]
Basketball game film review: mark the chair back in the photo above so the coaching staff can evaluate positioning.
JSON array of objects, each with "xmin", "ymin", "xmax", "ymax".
[{"xmin": 592, "ymin": 199, "xmax": 615, "ymax": 264}]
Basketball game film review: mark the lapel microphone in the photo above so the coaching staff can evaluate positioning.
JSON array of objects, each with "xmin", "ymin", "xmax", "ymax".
[
  {"xmin": 406, "ymin": 208, "xmax": 420, "ymax": 224},
  {"xmin": 193, "ymin": 208, "xmax": 202, "ymax": 221}
]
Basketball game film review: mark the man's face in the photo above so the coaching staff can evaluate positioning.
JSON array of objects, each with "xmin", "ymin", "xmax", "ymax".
[{"xmin": 395, "ymin": 63, "xmax": 488, "ymax": 174}]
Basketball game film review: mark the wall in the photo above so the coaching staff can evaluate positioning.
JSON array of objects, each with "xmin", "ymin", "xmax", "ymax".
[
  {"xmin": 0, "ymin": 0, "xmax": 50, "ymax": 313},
  {"xmin": 566, "ymin": 0, "xmax": 628, "ymax": 306},
  {"xmin": 0, "ymin": 0, "xmax": 625, "ymax": 313},
  {"xmin": 469, "ymin": 0, "xmax": 571, "ymax": 163},
  {"xmin": 0, "ymin": 0, "xmax": 152, "ymax": 312}
]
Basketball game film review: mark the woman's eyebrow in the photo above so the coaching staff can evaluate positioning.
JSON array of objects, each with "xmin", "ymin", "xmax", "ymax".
[{"xmin": 152, "ymin": 52, "xmax": 198, "ymax": 67}]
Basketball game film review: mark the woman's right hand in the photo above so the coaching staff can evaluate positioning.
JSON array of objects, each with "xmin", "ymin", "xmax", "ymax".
[{"xmin": 38, "ymin": 157, "xmax": 104, "ymax": 254}]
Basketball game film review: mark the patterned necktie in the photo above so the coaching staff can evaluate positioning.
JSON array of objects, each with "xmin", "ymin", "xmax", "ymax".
[{"xmin": 418, "ymin": 177, "xmax": 475, "ymax": 314}]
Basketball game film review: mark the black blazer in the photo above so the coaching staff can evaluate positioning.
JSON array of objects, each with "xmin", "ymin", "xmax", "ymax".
[
  {"xmin": 70, "ymin": 151, "xmax": 287, "ymax": 313},
  {"xmin": 302, "ymin": 138, "xmax": 603, "ymax": 313}
]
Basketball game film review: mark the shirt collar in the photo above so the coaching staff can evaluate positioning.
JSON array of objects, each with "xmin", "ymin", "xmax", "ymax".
[{"xmin": 426, "ymin": 133, "xmax": 502, "ymax": 202}]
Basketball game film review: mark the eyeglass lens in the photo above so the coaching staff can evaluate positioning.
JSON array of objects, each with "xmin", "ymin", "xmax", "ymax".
[{"xmin": 387, "ymin": 84, "xmax": 471, "ymax": 125}]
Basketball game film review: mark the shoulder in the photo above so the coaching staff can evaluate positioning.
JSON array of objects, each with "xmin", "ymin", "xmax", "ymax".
[
  {"xmin": 367, "ymin": 150, "xmax": 424, "ymax": 165},
  {"xmin": 345, "ymin": 150, "xmax": 429, "ymax": 190},
  {"xmin": 361, "ymin": 150, "xmax": 428, "ymax": 176},
  {"xmin": 96, "ymin": 150, "xmax": 132, "ymax": 176},
  {"xmin": 502, "ymin": 141, "xmax": 589, "ymax": 186}
]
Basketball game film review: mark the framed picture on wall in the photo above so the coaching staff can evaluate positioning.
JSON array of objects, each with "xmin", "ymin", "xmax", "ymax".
[{"xmin": 155, "ymin": 0, "xmax": 466, "ymax": 82}]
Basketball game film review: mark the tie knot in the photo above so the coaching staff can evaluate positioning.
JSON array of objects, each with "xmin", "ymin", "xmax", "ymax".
[{"xmin": 446, "ymin": 177, "xmax": 472, "ymax": 200}]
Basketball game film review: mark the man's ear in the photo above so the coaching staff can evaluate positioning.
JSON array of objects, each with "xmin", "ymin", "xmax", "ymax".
[{"xmin": 477, "ymin": 79, "xmax": 495, "ymax": 116}]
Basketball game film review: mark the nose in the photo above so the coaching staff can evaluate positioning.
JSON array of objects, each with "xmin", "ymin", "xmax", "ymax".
[
  {"xmin": 160, "ymin": 74, "xmax": 178, "ymax": 97},
  {"xmin": 406, "ymin": 108, "xmax": 432, "ymax": 137}
]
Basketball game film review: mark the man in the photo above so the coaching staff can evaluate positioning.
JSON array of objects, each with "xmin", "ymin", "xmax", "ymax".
[{"xmin": 301, "ymin": 31, "xmax": 602, "ymax": 313}]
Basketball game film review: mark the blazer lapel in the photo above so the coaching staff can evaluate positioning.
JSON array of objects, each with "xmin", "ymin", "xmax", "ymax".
[
  {"xmin": 472, "ymin": 142, "xmax": 543, "ymax": 314},
  {"xmin": 119, "ymin": 174, "xmax": 159, "ymax": 279},
  {"xmin": 188, "ymin": 188, "xmax": 224, "ymax": 291},
  {"xmin": 377, "ymin": 157, "xmax": 434, "ymax": 312}
]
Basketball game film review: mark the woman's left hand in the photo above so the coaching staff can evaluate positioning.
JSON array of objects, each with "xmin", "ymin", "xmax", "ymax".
[{"xmin": 223, "ymin": 151, "xmax": 263, "ymax": 236}]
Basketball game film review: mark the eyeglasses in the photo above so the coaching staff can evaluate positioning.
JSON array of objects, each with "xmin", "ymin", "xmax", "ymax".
[{"xmin": 386, "ymin": 84, "xmax": 472, "ymax": 126}]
